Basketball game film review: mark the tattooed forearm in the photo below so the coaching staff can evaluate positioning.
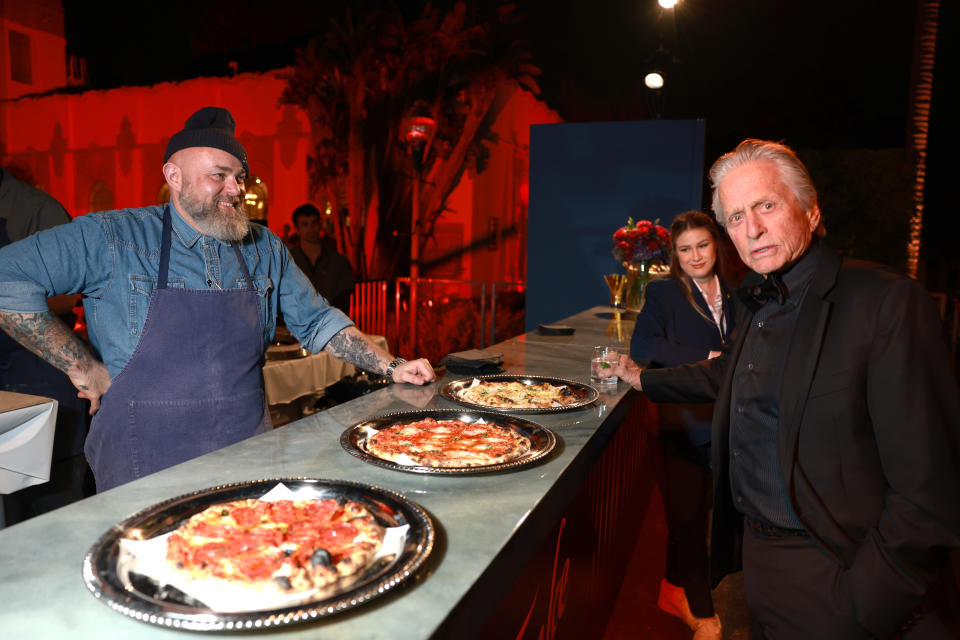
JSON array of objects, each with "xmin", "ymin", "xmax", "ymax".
[
  {"xmin": 0, "ymin": 310, "xmax": 97, "ymax": 375},
  {"xmin": 324, "ymin": 327, "xmax": 389, "ymax": 374}
]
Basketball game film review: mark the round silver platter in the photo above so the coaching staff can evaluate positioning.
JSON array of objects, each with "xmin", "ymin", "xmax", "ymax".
[
  {"xmin": 341, "ymin": 409, "xmax": 557, "ymax": 475},
  {"xmin": 439, "ymin": 374, "xmax": 600, "ymax": 414},
  {"xmin": 81, "ymin": 477, "xmax": 434, "ymax": 632}
]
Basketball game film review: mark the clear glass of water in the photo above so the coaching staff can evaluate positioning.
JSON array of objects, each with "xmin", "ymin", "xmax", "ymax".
[{"xmin": 590, "ymin": 346, "xmax": 619, "ymax": 385}]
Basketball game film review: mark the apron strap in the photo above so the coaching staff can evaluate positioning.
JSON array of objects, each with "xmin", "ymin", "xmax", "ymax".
[
  {"xmin": 231, "ymin": 242, "xmax": 256, "ymax": 292},
  {"xmin": 158, "ymin": 205, "xmax": 173, "ymax": 290}
]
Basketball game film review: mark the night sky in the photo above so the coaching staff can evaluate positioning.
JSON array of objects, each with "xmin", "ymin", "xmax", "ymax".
[
  {"xmin": 61, "ymin": 0, "xmax": 931, "ymax": 148},
  {"xmin": 59, "ymin": 0, "xmax": 958, "ymax": 287}
]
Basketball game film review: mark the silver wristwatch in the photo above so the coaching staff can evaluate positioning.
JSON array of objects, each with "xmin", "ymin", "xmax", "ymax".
[{"xmin": 385, "ymin": 357, "xmax": 406, "ymax": 381}]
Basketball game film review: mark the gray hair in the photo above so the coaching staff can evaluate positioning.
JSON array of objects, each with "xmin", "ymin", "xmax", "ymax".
[{"xmin": 709, "ymin": 139, "xmax": 823, "ymax": 235}]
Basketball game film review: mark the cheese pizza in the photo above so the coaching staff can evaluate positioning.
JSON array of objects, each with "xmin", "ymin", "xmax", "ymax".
[
  {"xmin": 458, "ymin": 379, "xmax": 582, "ymax": 410},
  {"xmin": 366, "ymin": 417, "xmax": 530, "ymax": 468},
  {"xmin": 165, "ymin": 498, "xmax": 384, "ymax": 594}
]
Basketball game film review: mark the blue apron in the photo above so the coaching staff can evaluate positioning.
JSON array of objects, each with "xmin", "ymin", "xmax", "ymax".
[{"xmin": 84, "ymin": 207, "xmax": 269, "ymax": 491}]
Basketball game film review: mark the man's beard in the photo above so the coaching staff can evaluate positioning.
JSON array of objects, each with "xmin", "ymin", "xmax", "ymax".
[{"xmin": 178, "ymin": 185, "xmax": 250, "ymax": 242}]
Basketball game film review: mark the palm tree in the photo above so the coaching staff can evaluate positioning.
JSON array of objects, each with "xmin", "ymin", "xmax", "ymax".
[{"xmin": 281, "ymin": 1, "xmax": 540, "ymax": 280}]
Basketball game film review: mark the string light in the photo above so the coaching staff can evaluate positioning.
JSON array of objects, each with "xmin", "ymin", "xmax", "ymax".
[{"xmin": 906, "ymin": 1, "xmax": 940, "ymax": 279}]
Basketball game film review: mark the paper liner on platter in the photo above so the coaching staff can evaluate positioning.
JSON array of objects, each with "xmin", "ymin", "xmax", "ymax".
[{"xmin": 115, "ymin": 483, "xmax": 409, "ymax": 613}]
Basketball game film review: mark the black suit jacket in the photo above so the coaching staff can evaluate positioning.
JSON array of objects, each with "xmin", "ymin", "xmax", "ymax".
[
  {"xmin": 642, "ymin": 243, "xmax": 960, "ymax": 637},
  {"xmin": 631, "ymin": 276, "xmax": 740, "ymax": 446},
  {"xmin": 630, "ymin": 276, "xmax": 738, "ymax": 368}
]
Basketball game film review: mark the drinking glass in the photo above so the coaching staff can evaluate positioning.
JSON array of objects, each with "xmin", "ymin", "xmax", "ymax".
[{"xmin": 590, "ymin": 346, "xmax": 619, "ymax": 385}]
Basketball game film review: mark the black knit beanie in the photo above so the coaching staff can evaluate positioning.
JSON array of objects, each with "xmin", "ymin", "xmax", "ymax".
[{"xmin": 163, "ymin": 107, "xmax": 249, "ymax": 172}]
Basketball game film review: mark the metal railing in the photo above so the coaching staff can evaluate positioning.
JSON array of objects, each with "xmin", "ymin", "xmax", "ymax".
[
  {"xmin": 393, "ymin": 277, "xmax": 525, "ymax": 359},
  {"xmin": 346, "ymin": 278, "xmax": 525, "ymax": 360},
  {"xmin": 348, "ymin": 280, "xmax": 388, "ymax": 336}
]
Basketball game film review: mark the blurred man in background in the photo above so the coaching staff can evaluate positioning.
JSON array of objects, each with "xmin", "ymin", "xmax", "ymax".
[{"xmin": 289, "ymin": 203, "xmax": 354, "ymax": 314}]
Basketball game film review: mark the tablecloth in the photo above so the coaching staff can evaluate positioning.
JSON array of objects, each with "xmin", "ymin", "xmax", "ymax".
[{"xmin": 262, "ymin": 335, "xmax": 389, "ymax": 405}]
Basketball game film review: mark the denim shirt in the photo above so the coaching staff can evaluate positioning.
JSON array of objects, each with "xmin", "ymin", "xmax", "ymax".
[{"xmin": 0, "ymin": 204, "xmax": 353, "ymax": 378}]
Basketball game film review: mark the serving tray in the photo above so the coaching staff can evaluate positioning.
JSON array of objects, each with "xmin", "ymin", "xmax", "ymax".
[
  {"xmin": 341, "ymin": 409, "xmax": 556, "ymax": 475},
  {"xmin": 439, "ymin": 374, "xmax": 599, "ymax": 414},
  {"xmin": 82, "ymin": 477, "xmax": 434, "ymax": 632}
]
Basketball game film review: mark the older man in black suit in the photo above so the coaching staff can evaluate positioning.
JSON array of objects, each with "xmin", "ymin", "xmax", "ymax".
[{"xmin": 603, "ymin": 139, "xmax": 960, "ymax": 639}]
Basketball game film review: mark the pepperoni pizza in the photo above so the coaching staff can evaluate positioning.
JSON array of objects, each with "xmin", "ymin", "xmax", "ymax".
[
  {"xmin": 366, "ymin": 417, "xmax": 530, "ymax": 468},
  {"xmin": 165, "ymin": 498, "xmax": 385, "ymax": 594}
]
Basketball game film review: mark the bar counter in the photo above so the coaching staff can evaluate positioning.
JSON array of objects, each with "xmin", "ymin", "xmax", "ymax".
[{"xmin": 0, "ymin": 306, "xmax": 646, "ymax": 639}]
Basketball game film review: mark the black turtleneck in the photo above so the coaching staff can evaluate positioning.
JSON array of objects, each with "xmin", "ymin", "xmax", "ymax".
[{"xmin": 727, "ymin": 238, "xmax": 822, "ymax": 530}]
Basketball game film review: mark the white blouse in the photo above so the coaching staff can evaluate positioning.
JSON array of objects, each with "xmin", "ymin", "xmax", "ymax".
[{"xmin": 694, "ymin": 274, "xmax": 726, "ymax": 340}]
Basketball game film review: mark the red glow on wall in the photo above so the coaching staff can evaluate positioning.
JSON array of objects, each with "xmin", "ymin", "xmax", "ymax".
[
  {"xmin": 519, "ymin": 181, "xmax": 529, "ymax": 208},
  {"xmin": 3, "ymin": 67, "xmax": 560, "ymax": 290},
  {"xmin": 1, "ymin": 73, "xmax": 313, "ymax": 240}
]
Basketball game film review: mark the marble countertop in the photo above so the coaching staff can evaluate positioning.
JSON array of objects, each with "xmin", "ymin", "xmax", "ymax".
[{"xmin": 0, "ymin": 307, "xmax": 636, "ymax": 639}]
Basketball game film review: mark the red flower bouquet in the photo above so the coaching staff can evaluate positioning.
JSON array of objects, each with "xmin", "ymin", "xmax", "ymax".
[
  {"xmin": 612, "ymin": 218, "xmax": 671, "ymax": 264},
  {"xmin": 609, "ymin": 218, "xmax": 671, "ymax": 310}
]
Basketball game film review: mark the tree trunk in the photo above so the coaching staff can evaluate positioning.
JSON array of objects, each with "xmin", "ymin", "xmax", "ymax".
[
  {"xmin": 346, "ymin": 60, "xmax": 370, "ymax": 279},
  {"xmin": 419, "ymin": 77, "xmax": 503, "ymax": 252}
]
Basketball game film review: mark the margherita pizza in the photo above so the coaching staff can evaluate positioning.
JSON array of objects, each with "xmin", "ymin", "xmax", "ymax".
[
  {"xmin": 366, "ymin": 417, "xmax": 530, "ymax": 468},
  {"xmin": 458, "ymin": 379, "xmax": 581, "ymax": 410},
  {"xmin": 165, "ymin": 498, "xmax": 384, "ymax": 594}
]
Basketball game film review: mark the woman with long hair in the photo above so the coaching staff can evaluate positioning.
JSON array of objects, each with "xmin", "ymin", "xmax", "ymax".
[{"xmin": 631, "ymin": 210, "xmax": 741, "ymax": 639}]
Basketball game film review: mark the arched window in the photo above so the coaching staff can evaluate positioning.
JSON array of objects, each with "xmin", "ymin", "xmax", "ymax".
[
  {"xmin": 244, "ymin": 175, "xmax": 268, "ymax": 224},
  {"xmin": 89, "ymin": 181, "xmax": 114, "ymax": 213}
]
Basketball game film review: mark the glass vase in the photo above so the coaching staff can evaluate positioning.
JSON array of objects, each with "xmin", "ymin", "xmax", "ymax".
[{"xmin": 624, "ymin": 260, "xmax": 652, "ymax": 311}]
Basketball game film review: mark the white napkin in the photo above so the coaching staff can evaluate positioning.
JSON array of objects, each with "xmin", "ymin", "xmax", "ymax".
[
  {"xmin": 117, "ymin": 483, "xmax": 409, "ymax": 612},
  {"xmin": 0, "ymin": 392, "xmax": 57, "ymax": 494}
]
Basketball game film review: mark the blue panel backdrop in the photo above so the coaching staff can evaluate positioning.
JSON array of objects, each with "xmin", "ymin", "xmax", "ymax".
[{"xmin": 526, "ymin": 120, "xmax": 706, "ymax": 330}]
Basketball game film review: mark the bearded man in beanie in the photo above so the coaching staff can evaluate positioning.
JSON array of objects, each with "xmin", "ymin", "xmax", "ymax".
[{"xmin": 0, "ymin": 107, "xmax": 435, "ymax": 492}]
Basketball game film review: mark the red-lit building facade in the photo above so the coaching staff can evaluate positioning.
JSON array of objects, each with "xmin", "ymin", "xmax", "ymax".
[{"xmin": 0, "ymin": 1, "xmax": 560, "ymax": 287}]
